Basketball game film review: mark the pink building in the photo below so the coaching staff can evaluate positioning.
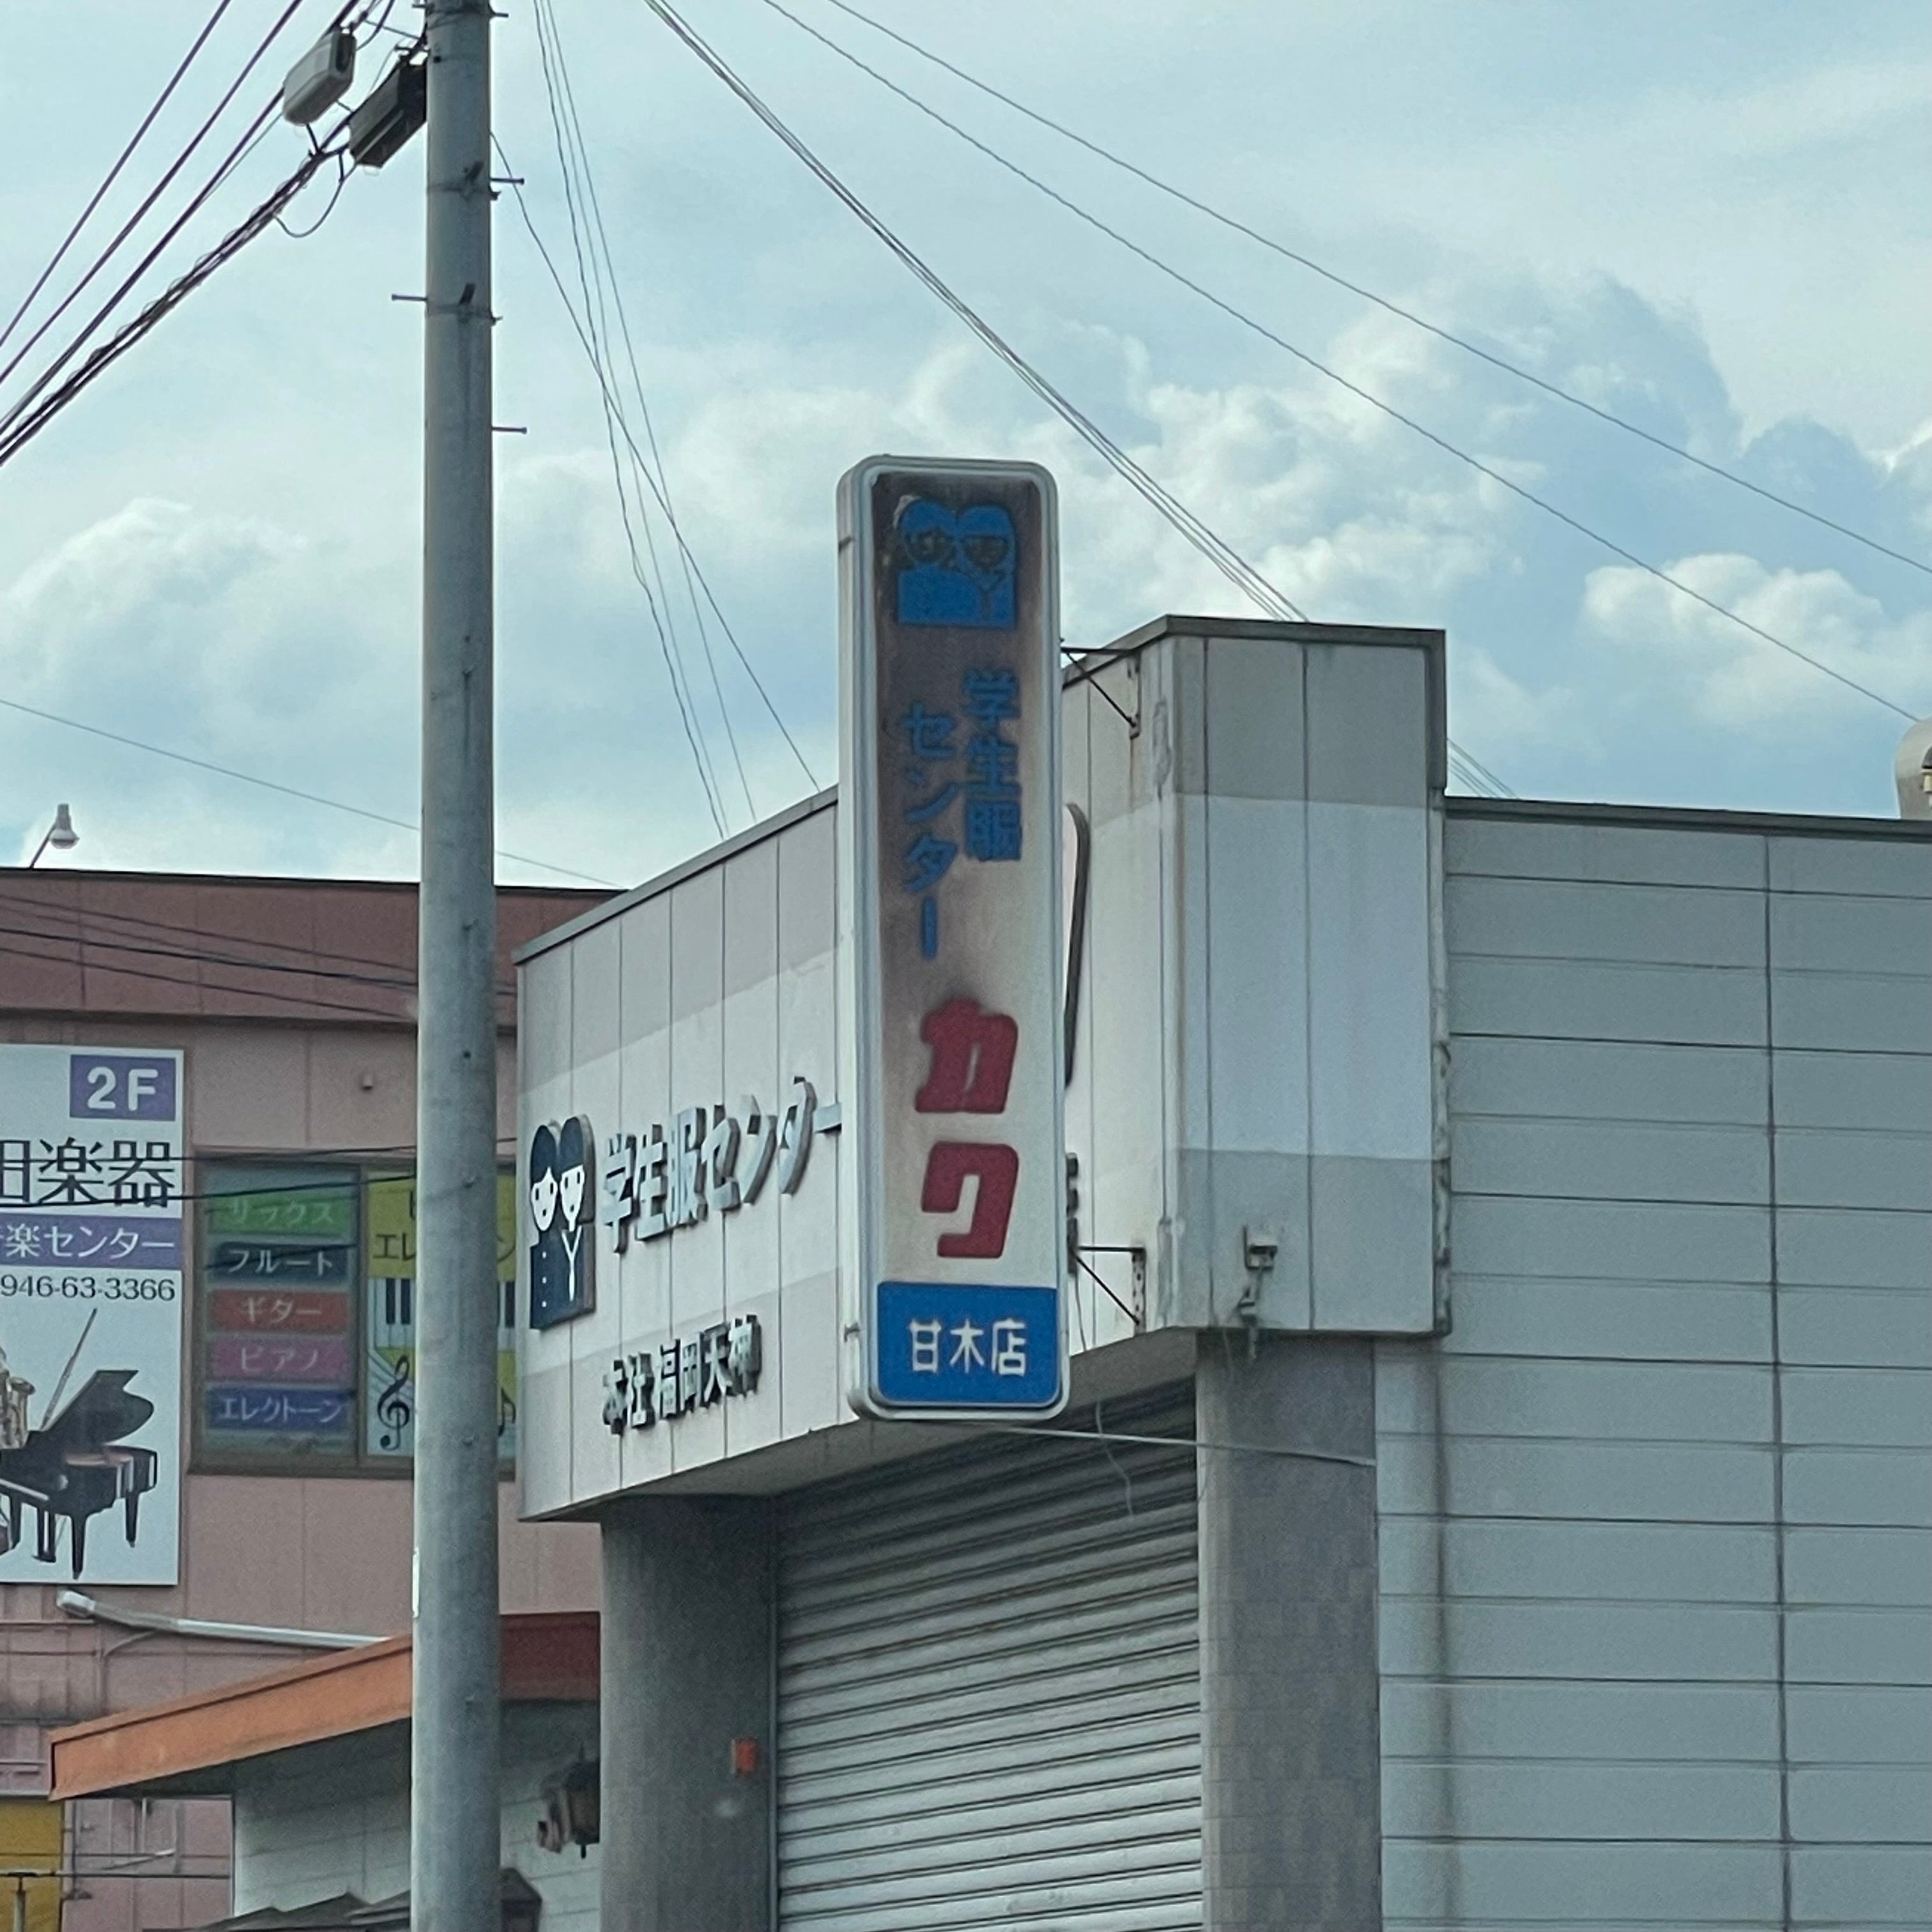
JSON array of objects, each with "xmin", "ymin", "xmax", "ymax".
[{"xmin": 0, "ymin": 865, "xmax": 606, "ymax": 1932}]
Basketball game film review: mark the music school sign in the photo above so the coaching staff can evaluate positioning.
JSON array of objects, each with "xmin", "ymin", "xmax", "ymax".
[{"xmin": 0, "ymin": 1043, "xmax": 183, "ymax": 1584}]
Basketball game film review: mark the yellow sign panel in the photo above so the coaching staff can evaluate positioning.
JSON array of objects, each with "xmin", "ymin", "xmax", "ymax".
[
  {"xmin": 0, "ymin": 1798, "xmax": 61, "ymax": 1932},
  {"xmin": 364, "ymin": 1174, "xmax": 518, "ymax": 1459},
  {"xmin": 365, "ymin": 1174, "xmax": 516, "ymax": 1278}
]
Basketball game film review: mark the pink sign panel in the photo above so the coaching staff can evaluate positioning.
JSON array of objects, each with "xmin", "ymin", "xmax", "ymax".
[{"xmin": 208, "ymin": 1335, "xmax": 353, "ymax": 1384}]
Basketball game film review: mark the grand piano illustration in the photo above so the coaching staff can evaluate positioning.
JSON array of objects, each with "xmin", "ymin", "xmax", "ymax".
[{"xmin": 0, "ymin": 1344, "xmax": 159, "ymax": 1579}]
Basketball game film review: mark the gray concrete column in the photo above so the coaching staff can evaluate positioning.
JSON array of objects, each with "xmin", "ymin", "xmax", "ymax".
[
  {"xmin": 601, "ymin": 1496, "xmax": 774, "ymax": 1932},
  {"xmin": 1197, "ymin": 1334, "xmax": 1383, "ymax": 1931}
]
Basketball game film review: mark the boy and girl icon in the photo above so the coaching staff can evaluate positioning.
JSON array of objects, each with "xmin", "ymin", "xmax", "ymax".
[
  {"xmin": 894, "ymin": 497, "xmax": 1017, "ymax": 630},
  {"xmin": 527, "ymin": 1115, "xmax": 595, "ymax": 1331}
]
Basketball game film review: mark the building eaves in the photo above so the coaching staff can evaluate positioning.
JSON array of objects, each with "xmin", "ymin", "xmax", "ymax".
[{"xmin": 49, "ymin": 1611, "xmax": 598, "ymax": 1801}]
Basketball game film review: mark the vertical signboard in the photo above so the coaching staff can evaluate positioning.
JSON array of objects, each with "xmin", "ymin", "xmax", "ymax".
[
  {"xmin": 365, "ymin": 1172, "xmax": 519, "ymax": 1460},
  {"xmin": 840, "ymin": 457, "xmax": 1067, "ymax": 1420},
  {"xmin": 0, "ymin": 1045, "xmax": 183, "ymax": 1583}
]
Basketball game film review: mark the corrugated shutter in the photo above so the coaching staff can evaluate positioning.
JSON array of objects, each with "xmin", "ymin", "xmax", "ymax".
[{"xmin": 776, "ymin": 1386, "xmax": 1201, "ymax": 1932}]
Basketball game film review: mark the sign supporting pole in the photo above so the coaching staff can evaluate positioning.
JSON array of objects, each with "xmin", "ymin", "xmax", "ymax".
[{"xmin": 411, "ymin": 4, "xmax": 501, "ymax": 1929}]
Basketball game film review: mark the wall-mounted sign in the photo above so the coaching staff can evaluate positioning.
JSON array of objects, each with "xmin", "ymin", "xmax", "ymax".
[
  {"xmin": 0, "ymin": 1045, "xmax": 183, "ymax": 1583},
  {"xmin": 839, "ymin": 457, "xmax": 1068, "ymax": 1421},
  {"xmin": 595, "ymin": 1079, "xmax": 823, "ymax": 1250},
  {"xmin": 526, "ymin": 1082, "xmax": 832, "ymax": 1333},
  {"xmin": 527, "ymin": 1116, "xmax": 595, "ymax": 1331},
  {"xmin": 364, "ymin": 1173, "xmax": 519, "ymax": 1459},
  {"xmin": 599, "ymin": 1313, "xmax": 763, "ymax": 1434},
  {"xmin": 201, "ymin": 1166, "xmax": 360, "ymax": 1459}
]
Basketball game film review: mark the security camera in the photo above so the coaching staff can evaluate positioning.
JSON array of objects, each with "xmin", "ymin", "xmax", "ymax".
[{"xmin": 283, "ymin": 27, "xmax": 356, "ymax": 126}]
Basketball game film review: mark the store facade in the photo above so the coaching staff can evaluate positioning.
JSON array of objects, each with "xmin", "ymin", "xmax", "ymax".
[{"xmin": 521, "ymin": 596, "xmax": 1932, "ymax": 1932}]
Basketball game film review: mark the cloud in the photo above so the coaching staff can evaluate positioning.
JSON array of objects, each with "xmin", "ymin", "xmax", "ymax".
[
  {"xmin": 1580, "ymin": 553, "xmax": 1932, "ymax": 732},
  {"xmin": 0, "ymin": 500, "xmax": 416, "ymax": 870},
  {"xmin": 9, "ymin": 236, "xmax": 1932, "ymax": 877}
]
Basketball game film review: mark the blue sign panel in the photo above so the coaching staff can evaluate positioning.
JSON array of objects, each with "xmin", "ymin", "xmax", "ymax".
[
  {"xmin": 0, "ymin": 1212, "xmax": 183, "ymax": 1269},
  {"xmin": 68, "ymin": 1053, "xmax": 178, "ymax": 1121},
  {"xmin": 875, "ymin": 1282, "xmax": 1061, "ymax": 1409},
  {"xmin": 204, "ymin": 1384, "xmax": 353, "ymax": 1434}
]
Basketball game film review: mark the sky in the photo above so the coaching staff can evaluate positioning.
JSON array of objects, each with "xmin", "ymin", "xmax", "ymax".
[{"xmin": 2, "ymin": 0, "xmax": 1929, "ymax": 888}]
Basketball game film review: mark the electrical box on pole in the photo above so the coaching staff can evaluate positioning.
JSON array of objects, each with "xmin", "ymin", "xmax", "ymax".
[
  {"xmin": 282, "ymin": 27, "xmax": 356, "ymax": 126},
  {"xmin": 348, "ymin": 59, "xmax": 428, "ymax": 169}
]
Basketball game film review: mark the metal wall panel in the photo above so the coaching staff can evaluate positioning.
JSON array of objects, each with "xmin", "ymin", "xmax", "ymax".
[
  {"xmin": 1392, "ymin": 811, "xmax": 1932, "ymax": 1932},
  {"xmin": 775, "ymin": 1389, "xmax": 1200, "ymax": 1932}
]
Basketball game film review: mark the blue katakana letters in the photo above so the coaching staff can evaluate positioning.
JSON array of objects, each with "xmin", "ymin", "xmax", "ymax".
[
  {"xmin": 902, "ymin": 832, "xmax": 958, "ymax": 895},
  {"xmin": 898, "ymin": 702, "xmax": 957, "ymax": 772}
]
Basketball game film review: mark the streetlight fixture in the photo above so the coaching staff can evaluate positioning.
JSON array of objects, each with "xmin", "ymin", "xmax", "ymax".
[{"xmin": 26, "ymin": 804, "xmax": 77, "ymax": 868}]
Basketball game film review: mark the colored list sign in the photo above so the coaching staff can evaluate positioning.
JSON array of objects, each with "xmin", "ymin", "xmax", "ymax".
[
  {"xmin": 364, "ymin": 1173, "xmax": 518, "ymax": 1460},
  {"xmin": 201, "ymin": 1169, "xmax": 356, "ymax": 1448},
  {"xmin": 839, "ymin": 459, "xmax": 1068, "ymax": 1420}
]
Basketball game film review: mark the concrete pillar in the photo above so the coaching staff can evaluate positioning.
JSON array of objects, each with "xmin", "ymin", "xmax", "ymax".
[
  {"xmin": 1197, "ymin": 1335, "xmax": 1383, "ymax": 1931},
  {"xmin": 600, "ymin": 1496, "xmax": 773, "ymax": 1931}
]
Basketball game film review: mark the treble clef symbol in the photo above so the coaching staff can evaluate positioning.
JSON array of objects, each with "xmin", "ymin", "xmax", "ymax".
[{"xmin": 376, "ymin": 1353, "xmax": 412, "ymax": 1451}]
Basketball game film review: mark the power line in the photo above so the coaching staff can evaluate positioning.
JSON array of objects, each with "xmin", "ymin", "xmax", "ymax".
[
  {"xmin": 0, "ymin": 693, "xmax": 618, "ymax": 887},
  {"xmin": 539, "ymin": 0, "xmax": 758, "ymax": 823},
  {"xmin": 1, "ymin": 2, "xmax": 404, "ymax": 464},
  {"xmin": 0, "ymin": 935, "xmax": 432, "ymax": 1025},
  {"xmin": 634, "ymin": 0, "xmax": 1305, "ymax": 625},
  {"xmin": 753, "ymin": 0, "xmax": 1919, "ymax": 726},
  {"xmin": 274, "ymin": 155, "xmax": 353, "ymax": 241},
  {"xmin": 0, "ymin": 917, "xmax": 417, "ymax": 993},
  {"xmin": 0, "ymin": 102, "xmax": 338, "ymax": 470},
  {"xmin": 492, "ymin": 146, "xmax": 823, "ymax": 795},
  {"xmin": 0, "ymin": 914, "xmax": 529, "ymax": 1004},
  {"xmin": 1448, "ymin": 747, "xmax": 1510, "ymax": 800},
  {"xmin": 0, "ymin": 887, "xmax": 525, "ymax": 993},
  {"xmin": 635, "ymin": 0, "xmax": 1517, "ymax": 793},
  {"xmin": 142, "ymin": 1149, "xmax": 525, "ymax": 1213},
  {"xmin": 0, "ymin": 0, "xmax": 241, "ymax": 355},
  {"xmin": 518, "ymin": 1, "xmax": 821, "ymax": 807},
  {"xmin": 0, "ymin": 0, "xmax": 317, "ymax": 420},
  {"xmin": 802, "ymin": 0, "xmax": 1931, "ymax": 586},
  {"xmin": 528, "ymin": 4, "xmax": 731, "ymax": 837}
]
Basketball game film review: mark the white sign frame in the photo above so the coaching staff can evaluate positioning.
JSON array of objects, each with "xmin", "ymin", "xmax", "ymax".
[{"xmin": 839, "ymin": 456, "xmax": 1068, "ymax": 1422}]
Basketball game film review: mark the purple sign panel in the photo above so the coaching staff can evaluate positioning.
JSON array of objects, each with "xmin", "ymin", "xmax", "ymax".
[
  {"xmin": 0, "ymin": 1213, "xmax": 183, "ymax": 1269},
  {"xmin": 208, "ymin": 1337, "xmax": 354, "ymax": 1385},
  {"xmin": 68, "ymin": 1054, "xmax": 178, "ymax": 1122}
]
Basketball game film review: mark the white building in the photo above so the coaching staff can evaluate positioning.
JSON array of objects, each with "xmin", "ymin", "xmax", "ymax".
[
  {"xmin": 515, "ymin": 613, "xmax": 1932, "ymax": 1932},
  {"xmin": 54, "ymin": 611, "xmax": 1932, "ymax": 1932}
]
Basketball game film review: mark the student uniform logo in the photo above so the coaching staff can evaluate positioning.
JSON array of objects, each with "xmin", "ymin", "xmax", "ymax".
[
  {"xmin": 528, "ymin": 1116, "xmax": 595, "ymax": 1331},
  {"xmin": 894, "ymin": 496, "xmax": 1017, "ymax": 629}
]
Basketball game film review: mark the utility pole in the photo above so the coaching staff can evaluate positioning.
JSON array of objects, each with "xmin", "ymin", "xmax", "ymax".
[{"xmin": 411, "ymin": 3, "xmax": 501, "ymax": 1930}]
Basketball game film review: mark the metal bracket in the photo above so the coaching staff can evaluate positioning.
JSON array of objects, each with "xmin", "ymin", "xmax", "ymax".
[
  {"xmin": 1237, "ymin": 1224, "xmax": 1278, "ymax": 1359},
  {"xmin": 1073, "ymin": 1242, "xmax": 1147, "ymax": 1332}
]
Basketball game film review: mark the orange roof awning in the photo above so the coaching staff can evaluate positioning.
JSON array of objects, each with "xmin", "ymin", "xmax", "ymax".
[{"xmin": 51, "ymin": 1611, "xmax": 597, "ymax": 1800}]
